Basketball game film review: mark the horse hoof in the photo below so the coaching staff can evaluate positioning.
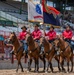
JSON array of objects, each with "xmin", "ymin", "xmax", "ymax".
[
  {"xmin": 45, "ymin": 71, "xmax": 48, "ymax": 73},
  {"xmin": 34, "ymin": 70, "xmax": 38, "ymax": 73},
  {"xmin": 63, "ymin": 70, "xmax": 66, "ymax": 73},
  {"xmin": 16, "ymin": 70, "xmax": 18, "ymax": 72},
  {"xmin": 21, "ymin": 70, "xmax": 24, "ymax": 72},
  {"xmin": 36, "ymin": 71, "xmax": 39, "ymax": 73},
  {"xmin": 70, "ymin": 70, "xmax": 73, "ymax": 72},
  {"xmin": 59, "ymin": 69, "xmax": 62, "ymax": 72},
  {"xmin": 27, "ymin": 70, "xmax": 29, "ymax": 73},
  {"xmin": 51, "ymin": 69, "xmax": 54, "ymax": 73},
  {"xmin": 51, "ymin": 71, "xmax": 53, "ymax": 73},
  {"xmin": 29, "ymin": 69, "xmax": 31, "ymax": 71},
  {"xmin": 62, "ymin": 69, "xmax": 66, "ymax": 73},
  {"xmin": 43, "ymin": 69, "xmax": 46, "ymax": 72},
  {"xmin": 34, "ymin": 70, "xmax": 36, "ymax": 72},
  {"xmin": 67, "ymin": 71, "xmax": 69, "ymax": 73}
]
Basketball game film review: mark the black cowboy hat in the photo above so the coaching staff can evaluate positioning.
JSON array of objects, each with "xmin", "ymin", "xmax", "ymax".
[
  {"xmin": 34, "ymin": 24, "xmax": 39, "ymax": 27},
  {"xmin": 21, "ymin": 26, "xmax": 27, "ymax": 30},
  {"xmin": 65, "ymin": 24, "xmax": 71, "ymax": 28},
  {"xmin": 50, "ymin": 26, "xmax": 54, "ymax": 29}
]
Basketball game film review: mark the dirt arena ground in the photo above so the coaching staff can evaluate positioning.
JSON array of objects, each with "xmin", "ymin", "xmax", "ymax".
[{"xmin": 0, "ymin": 67, "xmax": 74, "ymax": 75}]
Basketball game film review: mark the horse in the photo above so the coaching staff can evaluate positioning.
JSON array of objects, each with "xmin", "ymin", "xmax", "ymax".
[
  {"xmin": 26, "ymin": 34, "xmax": 46, "ymax": 72},
  {"xmin": 40, "ymin": 37, "xmax": 61, "ymax": 72},
  {"xmin": 8, "ymin": 32, "xmax": 25, "ymax": 72},
  {"xmin": 53, "ymin": 36, "xmax": 73, "ymax": 72}
]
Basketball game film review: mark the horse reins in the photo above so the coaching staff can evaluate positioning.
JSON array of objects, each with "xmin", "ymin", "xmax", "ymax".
[
  {"xmin": 45, "ymin": 42, "xmax": 55, "ymax": 55},
  {"xmin": 61, "ymin": 42, "xmax": 70, "ymax": 52},
  {"xmin": 16, "ymin": 46, "xmax": 24, "ymax": 54}
]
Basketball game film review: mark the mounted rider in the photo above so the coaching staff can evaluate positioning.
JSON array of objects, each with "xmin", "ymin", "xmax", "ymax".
[
  {"xmin": 19, "ymin": 26, "xmax": 28, "ymax": 55},
  {"xmin": 62, "ymin": 25, "xmax": 73, "ymax": 49},
  {"xmin": 45, "ymin": 26, "xmax": 56, "ymax": 43},
  {"xmin": 32, "ymin": 24, "xmax": 42, "ymax": 42},
  {"xmin": 31, "ymin": 24, "xmax": 43, "ymax": 54}
]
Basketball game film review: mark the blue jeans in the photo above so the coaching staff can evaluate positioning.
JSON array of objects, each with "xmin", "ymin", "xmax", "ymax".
[
  {"xmin": 71, "ymin": 40, "xmax": 74, "ymax": 49},
  {"xmin": 64, "ymin": 39, "xmax": 71, "ymax": 43},
  {"xmin": 64, "ymin": 39, "xmax": 73, "ymax": 49},
  {"xmin": 20, "ymin": 40, "xmax": 28, "ymax": 52},
  {"xmin": 35, "ymin": 40, "xmax": 44, "ymax": 52}
]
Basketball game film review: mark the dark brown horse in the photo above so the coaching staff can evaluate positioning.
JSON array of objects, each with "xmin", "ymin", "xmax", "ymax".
[
  {"xmin": 53, "ymin": 36, "xmax": 73, "ymax": 72},
  {"xmin": 8, "ymin": 32, "xmax": 25, "ymax": 72},
  {"xmin": 26, "ymin": 34, "xmax": 46, "ymax": 72},
  {"xmin": 40, "ymin": 37, "xmax": 61, "ymax": 72}
]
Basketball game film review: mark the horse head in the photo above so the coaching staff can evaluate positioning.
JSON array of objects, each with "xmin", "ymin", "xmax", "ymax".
[
  {"xmin": 8, "ymin": 32, "xmax": 17, "ymax": 44},
  {"xmin": 53, "ymin": 36, "xmax": 61, "ymax": 51},
  {"xmin": 53, "ymin": 35, "xmax": 65, "ymax": 51},
  {"xmin": 40, "ymin": 37, "xmax": 47, "ymax": 46},
  {"xmin": 26, "ymin": 34, "xmax": 33, "ymax": 45}
]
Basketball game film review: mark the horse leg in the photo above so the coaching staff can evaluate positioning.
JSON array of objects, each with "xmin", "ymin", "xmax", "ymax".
[
  {"xmin": 40, "ymin": 55, "xmax": 46, "ymax": 72},
  {"xmin": 61, "ymin": 60, "xmax": 66, "ymax": 72},
  {"xmin": 47, "ymin": 61, "xmax": 50, "ymax": 72},
  {"xmin": 67, "ymin": 61, "xmax": 69, "ymax": 72},
  {"xmin": 28, "ymin": 58, "xmax": 32, "ymax": 71},
  {"xmin": 57, "ymin": 60, "xmax": 61, "ymax": 72},
  {"xmin": 55, "ymin": 55, "xmax": 61, "ymax": 72},
  {"xmin": 16, "ymin": 60, "xmax": 19, "ymax": 72},
  {"xmin": 70, "ymin": 57, "xmax": 73, "ymax": 72},
  {"xmin": 19, "ymin": 61, "xmax": 24, "ymax": 72},
  {"xmin": 43, "ymin": 58, "xmax": 46, "ymax": 72},
  {"xmin": 34, "ymin": 59, "xmax": 37, "ymax": 72},
  {"xmin": 36, "ymin": 59, "xmax": 39, "ymax": 72},
  {"xmin": 60, "ymin": 57, "xmax": 65, "ymax": 72},
  {"xmin": 49, "ymin": 61, "xmax": 53, "ymax": 72}
]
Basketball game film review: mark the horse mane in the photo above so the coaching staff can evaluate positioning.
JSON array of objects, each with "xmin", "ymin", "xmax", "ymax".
[
  {"xmin": 27, "ymin": 35, "xmax": 35, "ymax": 46},
  {"xmin": 59, "ymin": 38, "xmax": 69, "ymax": 51},
  {"xmin": 12, "ymin": 32, "xmax": 20, "ymax": 46},
  {"xmin": 43, "ymin": 38, "xmax": 49, "ymax": 45}
]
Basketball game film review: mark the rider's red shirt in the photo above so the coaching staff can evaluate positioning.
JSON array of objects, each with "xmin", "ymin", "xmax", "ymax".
[
  {"xmin": 62, "ymin": 30, "xmax": 73, "ymax": 39},
  {"xmin": 19, "ymin": 31, "xmax": 27, "ymax": 40},
  {"xmin": 32, "ymin": 29, "xmax": 42, "ymax": 40},
  {"xmin": 45, "ymin": 30, "xmax": 56, "ymax": 40}
]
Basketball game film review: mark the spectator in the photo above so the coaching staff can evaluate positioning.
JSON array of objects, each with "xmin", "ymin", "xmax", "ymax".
[{"xmin": 4, "ymin": 43, "xmax": 12, "ymax": 60}]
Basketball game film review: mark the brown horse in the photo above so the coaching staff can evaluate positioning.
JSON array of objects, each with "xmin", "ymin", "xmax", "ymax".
[
  {"xmin": 8, "ymin": 32, "xmax": 25, "ymax": 72},
  {"xmin": 53, "ymin": 36, "xmax": 73, "ymax": 72},
  {"xmin": 40, "ymin": 37, "xmax": 61, "ymax": 72},
  {"xmin": 26, "ymin": 34, "xmax": 46, "ymax": 72}
]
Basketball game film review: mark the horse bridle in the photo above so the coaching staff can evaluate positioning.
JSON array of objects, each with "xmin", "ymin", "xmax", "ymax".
[
  {"xmin": 53, "ymin": 39, "xmax": 70, "ymax": 53},
  {"xmin": 45, "ymin": 42, "xmax": 55, "ymax": 55}
]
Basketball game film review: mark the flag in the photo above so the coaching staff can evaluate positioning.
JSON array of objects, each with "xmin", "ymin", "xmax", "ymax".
[
  {"xmin": 28, "ymin": 0, "xmax": 43, "ymax": 22},
  {"xmin": 42, "ymin": 0, "xmax": 60, "ymax": 26}
]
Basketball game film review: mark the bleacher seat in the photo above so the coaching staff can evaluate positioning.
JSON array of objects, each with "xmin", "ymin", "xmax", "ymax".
[{"xmin": 0, "ymin": 1, "xmax": 28, "ymax": 21}]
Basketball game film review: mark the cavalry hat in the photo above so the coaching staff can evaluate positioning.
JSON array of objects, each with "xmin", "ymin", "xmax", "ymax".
[
  {"xmin": 50, "ymin": 26, "xmax": 54, "ymax": 29},
  {"xmin": 34, "ymin": 24, "xmax": 39, "ymax": 27},
  {"xmin": 21, "ymin": 26, "xmax": 27, "ymax": 30},
  {"xmin": 66, "ymin": 24, "xmax": 70, "ymax": 27},
  {"xmin": 65, "ymin": 24, "xmax": 71, "ymax": 28}
]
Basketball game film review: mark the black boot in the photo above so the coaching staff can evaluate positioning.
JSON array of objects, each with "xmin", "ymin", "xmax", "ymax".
[{"xmin": 25, "ymin": 52, "xmax": 28, "ymax": 58}]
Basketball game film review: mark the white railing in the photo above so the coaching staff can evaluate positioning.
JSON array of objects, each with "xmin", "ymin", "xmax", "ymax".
[{"xmin": 0, "ymin": 11, "xmax": 25, "ymax": 24}]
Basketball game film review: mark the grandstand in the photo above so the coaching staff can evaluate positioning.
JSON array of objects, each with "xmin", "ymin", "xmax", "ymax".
[
  {"xmin": 0, "ymin": 0, "xmax": 28, "ymax": 27},
  {"xmin": 0, "ymin": 0, "xmax": 73, "ymax": 38}
]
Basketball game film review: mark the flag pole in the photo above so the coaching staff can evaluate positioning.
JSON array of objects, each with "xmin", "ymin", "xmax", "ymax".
[{"xmin": 41, "ymin": 0, "xmax": 46, "ymax": 36}]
